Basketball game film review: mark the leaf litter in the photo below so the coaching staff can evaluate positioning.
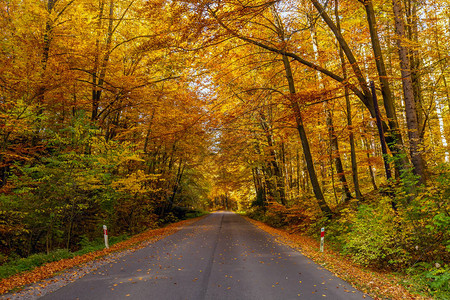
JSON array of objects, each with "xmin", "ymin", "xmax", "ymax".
[
  {"xmin": 0, "ymin": 217, "xmax": 204, "ymax": 298},
  {"xmin": 245, "ymin": 217, "xmax": 426, "ymax": 300}
]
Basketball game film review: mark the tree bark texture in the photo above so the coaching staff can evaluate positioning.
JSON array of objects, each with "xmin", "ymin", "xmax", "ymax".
[{"xmin": 392, "ymin": 0, "xmax": 426, "ymax": 184}]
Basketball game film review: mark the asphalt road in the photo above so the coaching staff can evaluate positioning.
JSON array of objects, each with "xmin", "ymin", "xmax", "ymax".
[{"xmin": 40, "ymin": 212, "xmax": 371, "ymax": 300}]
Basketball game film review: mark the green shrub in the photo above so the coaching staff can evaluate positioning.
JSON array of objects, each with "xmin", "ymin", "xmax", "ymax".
[
  {"xmin": 405, "ymin": 262, "xmax": 450, "ymax": 299},
  {"xmin": 0, "ymin": 233, "xmax": 132, "ymax": 279},
  {"xmin": 246, "ymin": 207, "xmax": 266, "ymax": 222},
  {"xmin": 185, "ymin": 210, "xmax": 209, "ymax": 219},
  {"xmin": 343, "ymin": 202, "xmax": 410, "ymax": 269},
  {"xmin": 0, "ymin": 249, "xmax": 73, "ymax": 279}
]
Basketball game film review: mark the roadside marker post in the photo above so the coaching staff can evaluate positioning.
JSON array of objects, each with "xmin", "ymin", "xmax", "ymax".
[
  {"xmin": 103, "ymin": 225, "xmax": 109, "ymax": 249},
  {"xmin": 320, "ymin": 227, "xmax": 325, "ymax": 252}
]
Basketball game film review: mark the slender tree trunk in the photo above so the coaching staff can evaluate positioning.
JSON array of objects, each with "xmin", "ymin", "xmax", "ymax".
[
  {"xmin": 345, "ymin": 71, "xmax": 361, "ymax": 197},
  {"xmin": 282, "ymin": 55, "xmax": 332, "ymax": 217},
  {"xmin": 296, "ymin": 149, "xmax": 304, "ymax": 194},
  {"xmin": 92, "ymin": 0, "xmax": 114, "ymax": 121},
  {"xmin": 259, "ymin": 111, "xmax": 287, "ymax": 205},
  {"xmin": 169, "ymin": 158, "xmax": 185, "ymax": 208},
  {"xmin": 143, "ymin": 109, "xmax": 156, "ymax": 154},
  {"xmin": 91, "ymin": 0, "xmax": 105, "ymax": 121},
  {"xmin": 0, "ymin": 132, "xmax": 11, "ymax": 188},
  {"xmin": 33, "ymin": 0, "xmax": 57, "ymax": 146},
  {"xmin": 362, "ymin": 0, "xmax": 407, "ymax": 159},
  {"xmin": 335, "ymin": 0, "xmax": 362, "ymax": 200},
  {"xmin": 392, "ymin": 0, "xmax": 426, "ymax": 184},
  {"xmin": 309, "ymin": 13, "xmax": 352, "ymax": 201},
  {"xmin": 254, "ymin": 140, "xmax": 272, "ymax": 204},
  {"xmin": 363, "ymin": 135, "xmax": 378, "ymax": 190},
  {"xmin": 406, "ymin": 0, "xmax": 425, "ymax": 137},
  {"xmin": 371, "ymin": 81, "xmax": 393, "ymax": 181}
]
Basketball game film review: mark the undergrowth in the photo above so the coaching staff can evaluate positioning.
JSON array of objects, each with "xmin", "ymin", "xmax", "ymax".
[{"xmin": 0, "ymin": 235, "xmax": 128, "ymax": 280}]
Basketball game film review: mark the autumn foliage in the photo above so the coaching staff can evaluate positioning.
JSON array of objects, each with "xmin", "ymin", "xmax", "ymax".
[{"xmin": 0, "ymin": 0, "xmax": 449, "ymax": 298}]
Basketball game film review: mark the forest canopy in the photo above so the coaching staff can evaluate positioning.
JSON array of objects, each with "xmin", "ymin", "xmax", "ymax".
[{"xmin": 0, "ymin": 0, "xmax": 449, "ymax": 296}]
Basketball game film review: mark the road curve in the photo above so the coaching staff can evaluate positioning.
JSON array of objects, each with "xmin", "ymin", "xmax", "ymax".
[{"xmin": 40, "ymin": 212, "xmax": 371, "ymax": 300}]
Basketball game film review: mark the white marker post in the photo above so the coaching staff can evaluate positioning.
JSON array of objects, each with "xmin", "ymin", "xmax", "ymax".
[
  {"xmin": 103, "ymin": 225, "xmax": 109, "ymax": 249},
  {"xmin": 320, "ymin": 227, "xmax": 325, "ymax": 252}
]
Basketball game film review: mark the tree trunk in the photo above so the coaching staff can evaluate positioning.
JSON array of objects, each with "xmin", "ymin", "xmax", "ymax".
[
  {"xmin": 92, "ymin": 0, "xmax": 114, "ymax": 121},
  {"xmin": 406, "ymin": 0, "xmax": 425, "ymax": 137},
  {"xmin": 335, "ymin": 0, "xmax": 362, "ymax": 200},
  {"xmin": 33, "ymin": 0, "xmax": 57, "ymax": 146},
  {"xmin": 363, "ymin": 135, "xmax": 378, "ymax": 190},
  {"xmin": 282, "ymin": 54, "xmax": 332, "ymax": 217},
  {"xmin": 363, "ymin": 0, "xmax": 407, "ymax": 158},
  {"xmin": 312, "ymin": 0, "xmax": 412, "ymax": 181},
  {"xmin": 258, "ymin": 111, "xmax": 287, "ymax": 205},
  {"xmin": 309, "ymin": 13, "xmax": 352, "ymax": 201},
  {"xmin": 392, "ymin": 0, "xmax": 426, "ymax": 184},
  {"xmin": 371, "ymin": 81, "xmax": 393, "ymax": 181}
]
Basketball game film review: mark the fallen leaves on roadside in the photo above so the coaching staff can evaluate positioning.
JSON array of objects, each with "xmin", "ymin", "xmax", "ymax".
[
  {"xmin": 245, "ymin": 217, "xmax": 424, "ymax": 300},
  {"xmin": 0, "ymin": 217, "xmax": 204, "ymax": 295}
]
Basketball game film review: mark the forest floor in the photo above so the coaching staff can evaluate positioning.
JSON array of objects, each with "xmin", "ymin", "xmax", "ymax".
[{"xmin": 245, "ymin": 217, "xmax": 428, "ymax": 300}]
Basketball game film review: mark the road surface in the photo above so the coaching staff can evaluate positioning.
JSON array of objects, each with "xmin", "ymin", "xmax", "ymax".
[{"xmin": 40, "ymin": 212, "xmax": 371, "ymax": 300}]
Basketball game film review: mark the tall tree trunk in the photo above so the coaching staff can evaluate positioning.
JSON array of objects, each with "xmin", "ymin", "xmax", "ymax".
[
  {"xmin": 33, "ymin": 0, "xmax": 57, "ymax": 146},
  {"xmin": 363, "ymin": 135, "xmax": 378, "ymax": 190},
  {"xmin": 362, "ymin": 0, "xmax": 407, "ymax": 162},
  {"xmin": 392, "ymin": 0, "xmax": 426, "ymax": 184},
  {"xmin": 270, "ymin": 6, "xmax": 332, "ymax": 216},
  {"xmin": 92, "ymin": 0, "xmax": 114, "ymax": 121},
  {"xmin": 309, "ymin": 13, "xmax": 352, "ymax": 201},
  {"xmin": 282, "ymin": 54, "xmax": 332, "ymax": 217},
  {"xmin": 169, "ymin": 158, "xmax": 185, "ymax": 208},
  {"xmin": 406, "ymin": 0, "xmax": 425, "ymax": 137},
  {"xmin": 258, "ymin": 111, "xmax": 287, "ymax": 205},
  {"xmin": 370, "ymin": 81, "xmax": 393, "ymax": 181},
  {"xmin": 336, "ymin": 0, "xmax": 362, "ymax": 199}
]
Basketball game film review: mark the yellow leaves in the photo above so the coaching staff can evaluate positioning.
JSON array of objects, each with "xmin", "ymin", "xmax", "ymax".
[
  {"xmin": 111, "ymin": 170, "xmax": 160, "ymax": 194},
  {"xmin": 119, "ymin": 154, "xmax": 145, "ymax": 164}
]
